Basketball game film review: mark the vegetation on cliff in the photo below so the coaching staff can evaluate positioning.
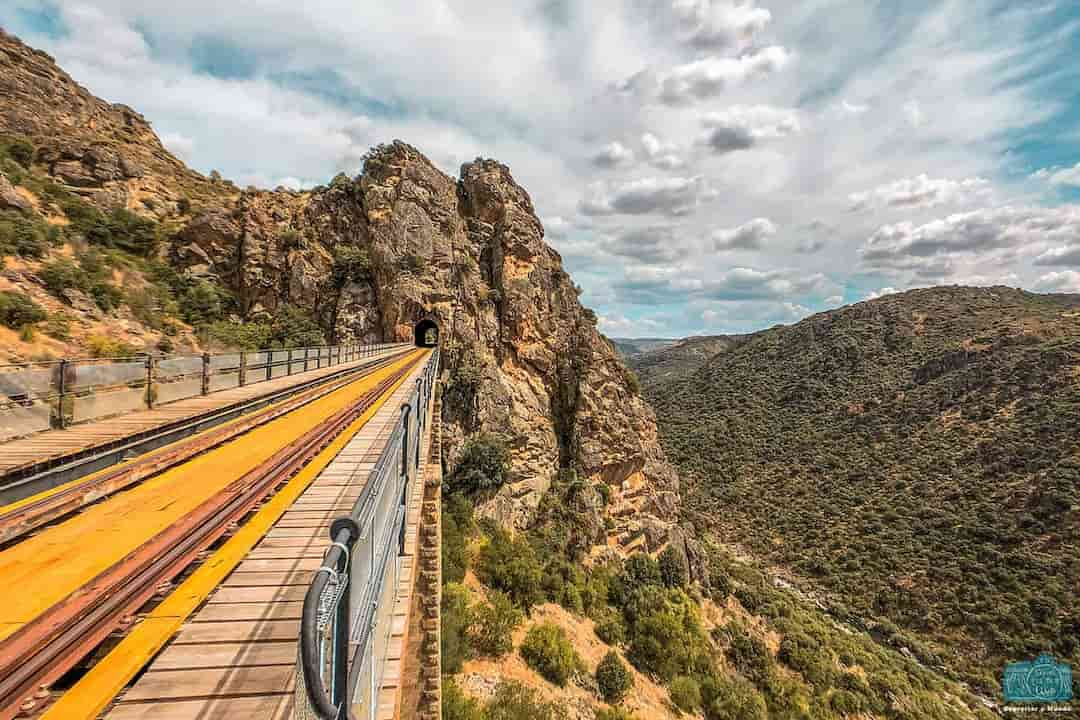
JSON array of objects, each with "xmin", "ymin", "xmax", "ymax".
[
  {"xmin": 637, "ymin": 286, "xmax": 1080, "ymax": 694},
  {"xmin": 442, "ymin": 436, "xmax": 993, "ymax": 719}
]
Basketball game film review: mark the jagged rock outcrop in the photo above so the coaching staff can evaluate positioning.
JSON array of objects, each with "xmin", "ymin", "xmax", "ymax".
[
  {"xmin": 171, "ymin": 144, "xmax": 679, "ymax": 540},
  {"xmin": 0, "ymin": 30, "xmax": 679, "ymax": 545}
]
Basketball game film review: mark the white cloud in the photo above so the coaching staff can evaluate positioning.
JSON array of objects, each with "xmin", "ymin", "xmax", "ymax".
[
  {"xmin": 849, "ymin": 174, "xmax": 991, "ymax": 211},
  {"xmin": 698, "ymin": 105, "xmax": 800, "ymax": 153},
  {"xmin": 840, "ymin": 99, "xmax": 869, "ymax": 115},
  {"xmin": 159, "ymin": 131, "xmax": 195, "ymax": 161},
  {"xmin": 640, "ymin": 132, "xmax": 685, "ymax": 170},
  {"xmin": 671, "ymin": 0, "xmax": 773, "ymax": 50},
  {"xmin": 825, "ymin": 294, "xmax": 844, "ymax": 305},
  {"xmin": 1033, "ymin": 270, "xmax": 1080, "ymax": 293},
  {"xmin": 904, "ymin": 99, "xmax": 925, "ymax": 128},
  {"xmin": 579, "ymin": 176, "xmax": 716, "ymax": 216},
  {"xmin": 712, "ymin": 217, "xmax": 776, "ymax": 250},
  {"xmin": 2, "ymin": 0, "xmax": 1074, "ymax": 338},
  {"xmin": 648, "ymin": 46, "xmax": 792, "ymax": 105},
  {"xmin": 1031, "ymin": 162, "xmax": 1080, "ymax": 187},
  {"xmin": 861, "ymin": 206, "xmax": 1080, "ymax": 270},
  {"xmin": 591, "ymin": 141, "xmax": 636, "ymax": 169},
  {"xmin": 865, "ymin": 286, "xmax": 899, "ymax": 300}
]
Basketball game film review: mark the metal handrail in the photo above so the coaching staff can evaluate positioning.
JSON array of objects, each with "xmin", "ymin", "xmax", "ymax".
[
  {"xmin": 297, "ymin": 348, "xmax": 439, "ymax": 720},
  {"xmin": 0, "ymin": 341, "xmax": 413, "ymax": 441}
]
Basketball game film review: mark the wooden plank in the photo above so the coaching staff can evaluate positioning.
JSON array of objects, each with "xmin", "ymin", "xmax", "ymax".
[
  {"xmin": 172, "ymin": 619, "xmax": 298, "ymax": 644},
  {"xmin": 150, "ymin": 641, "xmax": 296, "ymax": 670},
  {"xmin": 190, "ymin": 602, "xmax": 303, "ymax": 623},
  {"xmin": 107, "ymin": 694, "xmax": 293, "ymax": 720},
  {"xmin": 119, "ymin": 664, "xmax": 295, "ymax": 701},
  {"xmin": 219, "ymin": 570, "xmax": 313, "ymax": 587}
]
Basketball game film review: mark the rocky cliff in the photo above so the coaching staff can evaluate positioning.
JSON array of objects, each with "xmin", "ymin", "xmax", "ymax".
[{"xmin": 0, "ymin": 30, "xmax": 678, "ymax": 546}]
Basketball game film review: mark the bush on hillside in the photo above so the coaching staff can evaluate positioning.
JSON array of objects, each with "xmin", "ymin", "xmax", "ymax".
[
  {"xmin": 0, "ymin": 211, "xmax": 49, "ymax": 259},
  {"xmin": 442, "ymin": 493, "xmax": 474, "ymax": 585},
  {"xmin": 484, "ymin": 681, "xmax": 568, "ymax": 720},
  {"xmin": 701, "ymin": 675, "xmax": 767, "ymax": 720},
  {"xmin": 0, "ymin": 291, "xmax": 46, "ymax": 329},
  {"xmin": 447, "ymin": 432, "xmax": 511, "ymax": 495},
  {"xmin": 441, "ymin": 583, "xmax": 474, "ymax": 674},
  {"xmin": 669, "ymin": 675, "xmax": 702, "ymax": 714},
  {"xmin": 519, "ymin": 622, "xmax": 583, "ymax": 687},
  {"xmin": 471, "ymin": 590, "xmax": 523, "ymax": 658},
  {"xmin": 442, "ymin": 679, "xmax": 483, "ymax": 720},
  {"xmin": 659, "ymin": 544, "xmax": 689, "ymax": 589},
  {"xmin": 332, "ymin": 245, "xmax": 372, "ymax": 287},
  {"xmin": 594, "ymin": 708, "xmax": 639, "ymax": 720},
  {"xmin": 477, "ymin": 527, "xmax": 544, "ymax": 611},
  {"xmin": 0, "ymin": 136, "xmax": 35, "ymax": 168},
  {"xmin": 596, "ymin": 651, "xmax": 633, "ymax": 704}
]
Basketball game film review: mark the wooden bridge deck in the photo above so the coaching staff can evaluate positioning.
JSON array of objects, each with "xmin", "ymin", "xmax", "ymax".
[
  {"xmin": 95, "ymin": 355, "xmax": 434, "ymax": 720},
  {"xmin": 0, "ymin": 348, "xmax": 406, "ymax": 481}
]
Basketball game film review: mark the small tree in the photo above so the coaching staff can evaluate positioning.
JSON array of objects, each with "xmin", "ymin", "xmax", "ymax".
[
  {"xmin": 0, "ymin": 291, "xmax": 46, "ymax": 329},
  {"xmin": 471, "ymin": 591, "xmax": 523, "ymax": 658},
  {"xmin": 669, "ymin": 676, "xmax": 702, "ymax": 714},
  {"xmin": 596, "ymin": 651, "xmax": 633, "ymax": 704},
  {"xmin": 659, "ymin": 545, "xmax": 689, "ymax": 589},
  {"xmin": 520, "ymin": 622, "xmax": 583, "ymax": 687},
  {"xmin": 484, "ymin": 681, "xmax": 567, "ymax": 720},
  {"xmin": 447, "ymin": 432, "xmax": 511, "ymax": 495}
]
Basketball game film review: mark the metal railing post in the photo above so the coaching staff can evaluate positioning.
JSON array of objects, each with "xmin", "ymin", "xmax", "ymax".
[
  {"xmin": 56, "ymin": 359, "xmax": 69, "ymax": 429},
  {"xmin": 266, "ymin": 352, "xmax": 272, "ymax": 382},
  {"xmin": 400, "ymin": 404, "xmax": 412, "ymax": 481},
  {"xmin": 287, "ymin": 349, "xmax": 294, "ymax": 376},
  {"xmin": 304, "ymin": 347, "xmax": 310, "ymax": 372},
  {"xmin": 238, "ymin": 351, "xmax": 247, "ymax": 387},
  {"xmin": 145, "ymin": 355, "xmax": 156, "ymax": 409},
  {"xmin": 201, "ymin": 353, "xmax": 211, "ymax": 395}
]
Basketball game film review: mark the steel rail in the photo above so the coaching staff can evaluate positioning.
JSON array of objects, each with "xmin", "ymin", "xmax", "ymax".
[
  {"xmin": 0, "ymin": 351, "xmax": 427, "ymax": 720},
  {"xmin": 0, "ymin": 351, "xmax": 409, "ymax": 547}
]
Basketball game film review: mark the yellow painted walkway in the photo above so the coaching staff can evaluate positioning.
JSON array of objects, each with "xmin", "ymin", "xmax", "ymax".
[{"xmin": 0, "ymin": 350, "xmax": 425, "ymax": 641}]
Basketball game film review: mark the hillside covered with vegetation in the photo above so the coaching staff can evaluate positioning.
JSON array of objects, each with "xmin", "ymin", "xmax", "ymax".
[
  {"xmin": 640, "ymin": 286, "xmax": 1080, "ymax": 695},
  {"xmin": 441, "ymin": 433, "xmax": 995, "ymax": 720}
]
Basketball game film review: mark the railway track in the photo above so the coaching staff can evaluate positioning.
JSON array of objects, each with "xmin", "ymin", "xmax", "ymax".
[
  {"xmin": 0, "ymin": 350, "xmax": 426, "ymax": 720},
  {"xmin": 0, "ymin": 350, "xmax": 407, "ymax": 547}
]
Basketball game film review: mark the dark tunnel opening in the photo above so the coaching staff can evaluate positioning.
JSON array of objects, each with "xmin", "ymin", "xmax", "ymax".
[{"xmin": 414, "ymin": 319, "xmax": 439, "ymax": 347}]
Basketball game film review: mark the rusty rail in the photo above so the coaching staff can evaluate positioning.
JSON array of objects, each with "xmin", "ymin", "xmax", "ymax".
[{"xmin": 0, "ymin": 351, "xmax": 427, "ymax": 720}]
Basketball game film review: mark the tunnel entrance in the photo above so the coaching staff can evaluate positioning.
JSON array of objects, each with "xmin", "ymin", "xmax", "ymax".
[{"xmin": 414, "ymin": 319, "xmax": 439, "ymax": 347}]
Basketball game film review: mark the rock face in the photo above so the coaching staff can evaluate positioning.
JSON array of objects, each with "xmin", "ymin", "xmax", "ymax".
[{"xmin": 0, "ymin": 31, "xmax": 679, "ymax": 546}]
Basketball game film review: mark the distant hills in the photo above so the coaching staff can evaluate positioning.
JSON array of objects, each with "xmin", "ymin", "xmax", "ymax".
[{"xmin": 633, "ymin": 286, "xmax": 1080, "ymax": 692}]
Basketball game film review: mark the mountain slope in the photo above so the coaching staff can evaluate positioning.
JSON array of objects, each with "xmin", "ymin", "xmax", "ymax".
[
  {"xmin": 0, "ymin": 29, "xmax": 676, "ymax": 546},
  {"xmin": 643, "ymin": 286, "xmax": 1080, "ymax": 691}
]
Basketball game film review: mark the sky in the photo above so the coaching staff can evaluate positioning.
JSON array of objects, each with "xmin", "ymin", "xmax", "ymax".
[{"xmin": 3, "ymin": 1, "xmax": 1080, "ymax": 338}]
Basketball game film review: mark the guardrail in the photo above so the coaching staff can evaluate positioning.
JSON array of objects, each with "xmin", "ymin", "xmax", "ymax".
[
  {"xmin": 297, "ymin": 348, "xmax": 439, "ymax": 720},
  {"xmin": 0, "ymin": 342, "xmax": 413, "ymax": 443}
]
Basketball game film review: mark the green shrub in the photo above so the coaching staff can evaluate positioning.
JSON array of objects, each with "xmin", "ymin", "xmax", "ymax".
[
  {"xmin": 596, "ymin": 651, "xmax": 633, "ymax": 704},
  {"xmin": 0, "ymin": 211, "xmax": 48, "ymax": 258},
  {"xmin": 471, "ymin": 591, "xmax": 523, "ymax": 658},
  {"xmin": 483, "ymin": 681, "xmax": 567, "ymax": 720},
  {"xmin": 625, "ymin": 588, "xmax": 709, "ymax": 682},
  {"xmin": 593, "ymin": 607, "xmax": 627, "ymax": 647},
  {"xmin": 86, "ymin": 334, "xmax": 137, "ymax": 358},
  {"xmin": 19, "ymin": 324, "xmax": 35, "ymax": 342},
  {"xmin": 0, "ymin": 291, "xmax": 46, "ymax": 329},
  {"xmin": 520, "ymin": 622, "xmax": 583, "ymax": 687},
  {"xmin": 659, "ymin": 545, "xmax": 689, "ymax": 589},
  {"xmin": 443, "ymin": 493, "xmax": 474, "ymax": 584},
  {"xmin": 62, "ymin": 201, "xmax": 160, "ymax": 257},
  {"xmin": 89, "ymin": 281, "xmax": 123, "ymax": 312},
  {"xmin": 610, "ymin": 554, "xmax": 662, "ymax": 609},
  {"xmin": 269, "ymin": 304, "xmax": 325, "ymax": 348},
  {"xmin": 447, "ymin": 432, "xmax": 511, "ymax": 495},
  {"xmin": 0, "ymin": 136, "xmax": 35, "ymax": 168},
  {"xmin": 442, "ymin": 583, "xmax": 474, "ymax": 674},
  {"xmin": 179, "ymin": 279, "xmax": 231, "ymax": 324},
  {"xmin": 44, "ymin": 313, "xmax": 72, "ymax": 340},
  {"xmin": 477, "ymin": 528, "xmax": 544, "ymax": 611},
  {"xmin": 720, "ymin": 623, "xmax": 774, "ymax": 685},
  {"xmin": 669, "ymin": 676, "xmax": 702, "ymax": 714},
  {"xmin": 39, "ymin": 258, "xmax": 85, "ymax": 296},
  {"xmin": 443, "ymin": 679, "xmax": 483, "ymax": 720},
  {"xmin": 594, "ymin": 708, "xmax": 638, "ymax": 720},
  {"xmin": 702, "ymin": 675, "xmax": 767, "ymax": 720},
  {"xmin": 199, "ymin": 320, "xmax": 273, "ymax": 351},
  {"xmin": 332, "ymin": 245, "xmax": 372, "ymax": 287}
]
